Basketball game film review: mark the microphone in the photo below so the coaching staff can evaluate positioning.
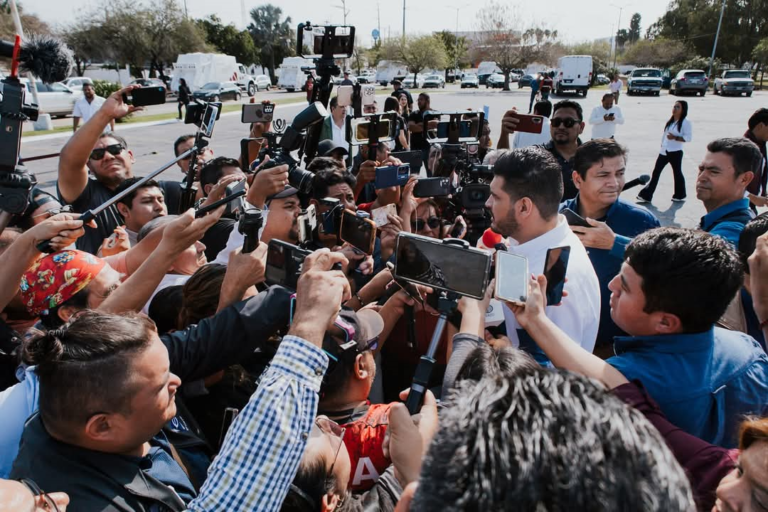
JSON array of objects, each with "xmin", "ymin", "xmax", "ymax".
[
  {"xmin": 622, "ymin": 174, "xmax": 651, "ymax": 191},
  {"xmin": 481, "ymin": 228, "xmax": 503, "ymax": 250},
  {"xmin": 0, "ymin": 35, "xmax": 74, "ymax": 83}
]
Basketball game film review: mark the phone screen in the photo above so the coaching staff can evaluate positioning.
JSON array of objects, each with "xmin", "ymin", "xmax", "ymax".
[
  {"xmin": 495, "ymin": 251, "xmax": 529, "ymax": 304},
  {"xmin": 201, "ymin": 103, "xmax": 220, "ymax": 137},
  {"xmin": 355, "ymin": 119, "xmax": 391, "ymax": 142},
  {"xmin": 265, "ymin": 240, "xmax": 310, "ymax": 289},
  {"xmin": 340, "ymin": 210, "xmax": 376, "ymax": 255},
  {"xmin": 543, "ymin": 246, "xmax": 570, "ymax": 305},
  {"xmin": 394, "ymin": 233, "xmax": 491, "ymax": 299}
]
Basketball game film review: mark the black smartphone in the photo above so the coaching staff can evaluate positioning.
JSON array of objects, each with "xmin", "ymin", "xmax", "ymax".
[
  {"xmin": 242, "ymin": 102, "xmax": 275, "ymax": 124},
  {"xmin": 340, "ymin": 209, "xmax": 377, "ymax": 255},
  {"xmin": 562, "ymin": 208, "xmax": 592, "ymax": 228},
  {"xmin": 265, "ymin": 239, "xmax": 311, "ymax": 289},
  {"xmin": 413, "ymin": 177, "xmax": 452, "ymax": 198},
  {"xmin": 543, "ymin": 246, "xmax": 570, "ymax": 305},
  {"xmin": 393, "ymin": 233, "xmax": 491, "ymax": 300},
  {"xmin": 123, "ymin": 86, "xmax": 166, "ymax": 107},
  {"xmin": 391, "ymin": 151, "xmax": 423, "ymax": 174}
]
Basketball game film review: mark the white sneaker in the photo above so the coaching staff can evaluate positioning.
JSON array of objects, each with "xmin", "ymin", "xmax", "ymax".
[
  {"xmin": 671, "ymin": 197, "xmax": 686, "ymax": 202},
  {"xmin": 636, "ymin": 195, "xmax": 649, "ymax": 204}
]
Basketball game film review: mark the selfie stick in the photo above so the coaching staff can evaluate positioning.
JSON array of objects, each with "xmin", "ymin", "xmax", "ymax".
[
  {"xmin": 35, "ymin": 147, "xmax": 199, "ymax": 253},
  {"xmin": 405, "ymin": 291, "xmax": 458, "ymax": 415}
]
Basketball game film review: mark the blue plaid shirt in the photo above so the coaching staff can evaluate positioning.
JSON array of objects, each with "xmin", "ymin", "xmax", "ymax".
[{"xmin": 187, "ymin": 335, "xmax": 328, "ymax": 511}]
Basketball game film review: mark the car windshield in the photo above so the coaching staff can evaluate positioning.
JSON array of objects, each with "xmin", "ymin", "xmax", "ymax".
[
  {"xmin": 725, "ymin": 71, "xmax": 750, "ymax": 78},
  {"xmin": 202, "ymin": 83, "xmax": 220, "ymax": 90},
  {"xmin": 685, "ymin": 72, "xmax": 706, "ymax": 78},
  {"xmin": 633, "ymin": 70, "xmax": 661, "ymax": 77},
  {"xmin": 427, "ymin": 75, "xmax": 440, "ymax": 80},
  {"xmin": 463, "ymin": 75, "xmax": 477, "ymax": 79}
]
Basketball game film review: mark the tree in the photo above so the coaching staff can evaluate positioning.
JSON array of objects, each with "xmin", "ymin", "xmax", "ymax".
[
  {"xmin": 0, "ymin": 2, "xmax": 51, "ymax": 40},
  {"xmin": 366, "ymin": 39, "xmax": 383, "ymax": 69},
  {"xmin": 387, "ymin": 35, "xmax": 448, "ymax": 85},
  {"xmin": 62, "ymin": 18, "xmax": 105, "ymax": 76},
  {"xmin": 570, "ymin": 40, "xmax": 612, "ymax": 79},
  {"xmin": 752, "ymin": 38, "xmax": 768, "ymax": 88},
  {"xmin": 477, "ymin": 1, "xmax": 558, "ymax": 90},
  {"xmin": 141, "ymin": 0, "xmax": 208, "ymax": 77},
  {"xmin": 616, "ymin": 29, "xmax": 629, "ymax": 50},
  {"xmin": 628, "ymin": 13, "xmax": 642, "ymax": 44},
  {"xmin": 197, "ymin": 15, "xmax": 258, "ymax": 65},
  {"xmin": 248, "ymin": 4, "xmax": 294, "ymax": 83},
  {"xmin": 621, "ymin": 38, "xmax": 689, "ymax": 68},
  {"xmin": 436, "ymin": 30, "xmax": 468, "ymax": 80}
]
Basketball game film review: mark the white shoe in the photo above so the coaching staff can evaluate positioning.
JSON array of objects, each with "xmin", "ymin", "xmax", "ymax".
[
  {"xmin": 671, "ymin": 197, "xmax": 686, "ymax": 202},
  {"xmin": 636, "ymin": 195, "xmax": 649, "ymax": 203}
]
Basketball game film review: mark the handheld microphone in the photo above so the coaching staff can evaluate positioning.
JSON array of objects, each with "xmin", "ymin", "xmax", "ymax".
[
  {"xmin": 0, "ymin": 35, "xmax": 74, "ymax": 83},
  {"xmin": 622, "ymin": 174, "xmax": 651, "ymax": 191}
]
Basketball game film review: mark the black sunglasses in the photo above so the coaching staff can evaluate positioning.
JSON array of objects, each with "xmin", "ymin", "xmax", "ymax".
[
  {"xmin": 411, "ymin": 216, "xmax": 441, "ymax": 231},
  {"xmin": 89, "ymin": 144, "xmax": 125, "ymax": 161},
  {"xmin": 551, "ymin": 117, "xmax": 580, "ymax": 128}
]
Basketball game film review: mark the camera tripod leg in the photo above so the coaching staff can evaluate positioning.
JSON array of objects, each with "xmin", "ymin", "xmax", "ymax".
[{"xmin": 405, "ymin": 312, "xmax": 448, "ymax": 414}]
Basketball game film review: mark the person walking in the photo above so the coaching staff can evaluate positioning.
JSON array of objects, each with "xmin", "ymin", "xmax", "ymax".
[
  {"xmin": 528, "ymin": 74, "xmax": 541, "ymax": 114},
  {"xmin": 609, "ymin": 75, "xmax": 622, "ymax": 104},
  {"xmin": 177, "ymin": 78, "xmax": 191, "ymax": 120},
  {"xmin": 637, "ymin": 100, "xmax": 692, "ymax": 203}
]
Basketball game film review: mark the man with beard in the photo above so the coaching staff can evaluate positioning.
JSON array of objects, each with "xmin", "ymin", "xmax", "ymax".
[
  {"xmin": 485, "ymin": 147, "xmax": 601, "ymax": 363},
  {"xmin": 72, "ymin": 83, "xmax": 113, "ymax": 133},
  {"xmin": 498, "ymin": 100, "xmax": 584, "ymax": 200}
]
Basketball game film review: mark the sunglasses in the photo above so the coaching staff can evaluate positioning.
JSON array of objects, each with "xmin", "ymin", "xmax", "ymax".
[
  {"xmin": 89, "ymin": 144, "xmax": 125, "ymax": 161},
  {"xmin": 411, "ymin": 216, "xmax": 441, "ymax": 231},
  {"xmin": 551, "ymin": 117, "xmax": 580, "ymax": 128}
]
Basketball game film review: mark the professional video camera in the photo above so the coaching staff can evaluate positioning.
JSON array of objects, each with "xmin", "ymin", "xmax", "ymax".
[{"xmin": 257, "ymin": 101, "xmax": 328, "ymax": 195}]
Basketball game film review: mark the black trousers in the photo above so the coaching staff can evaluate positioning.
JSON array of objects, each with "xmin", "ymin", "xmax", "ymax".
[{"xmin": 638, "ymin": 150, "xmax": 686, "ymax": 200}]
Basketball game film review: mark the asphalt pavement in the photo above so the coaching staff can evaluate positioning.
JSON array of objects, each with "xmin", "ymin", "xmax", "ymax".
[{"xmin": 20, "ymin": 84, "xmax": 768, "ymax": 229}]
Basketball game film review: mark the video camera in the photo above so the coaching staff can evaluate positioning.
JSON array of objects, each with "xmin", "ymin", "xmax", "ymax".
[{"xmin": 257, "ymin": 101, "xmax": 327, "ymax": 195}]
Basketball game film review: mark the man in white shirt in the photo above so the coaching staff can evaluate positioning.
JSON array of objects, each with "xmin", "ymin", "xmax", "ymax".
[
  {"xmin": 512, "ymin": 100, "xmax": 552, "ymax": 149},
  {"xmin": 485, "ymin": 147, "xmax": 601, "ymax": 363},
  {"xmin": 589, "ymin": 93, "xmax": 625, "ymax": 140},
  {"xmin": 609, "ymin": 75, "xmax": 622, "ymax": 104},
  {"xmin": 320, "ymin": 96, "xmax": 351, "ymax": 165},
  {"xmin": 72, "ymin": 83, "xmax": 114, "ymax": 133}
]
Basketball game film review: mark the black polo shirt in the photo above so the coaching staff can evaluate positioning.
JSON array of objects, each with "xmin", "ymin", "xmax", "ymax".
[{"xmin": 538, "ymin": 140, "xmax": 582, "ymax": 200}]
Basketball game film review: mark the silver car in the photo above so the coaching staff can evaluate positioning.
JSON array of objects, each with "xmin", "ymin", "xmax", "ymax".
[
  {"xmin": 714, "ymin": 70, "xmax": 754, "ymax": 97},
  {"xmin": 670, "ymin": 69, "xmax": 708, "ymax": 96},
  {"xmin": 254, "ymin": 75, "xmax": 271, "ymax": 92}
]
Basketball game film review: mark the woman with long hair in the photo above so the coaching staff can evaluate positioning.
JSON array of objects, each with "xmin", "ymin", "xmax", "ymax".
[
  {"xmin": 637, "ymin": 100, "xmax": 692, "ymax": 203},
  {"xmin": 177, "ymin": 78, "xmax": 191, "ymax": 120},
  {"xmin": 384, "ymin": 96, "xmax": 409, "ymax": 151}
]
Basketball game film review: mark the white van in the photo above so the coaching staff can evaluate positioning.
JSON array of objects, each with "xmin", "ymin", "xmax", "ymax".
[
  {"xmin": 554, "ymin": 55, "xmax": 593, "ymax": 97},
  {"xmin": 277, "ymin": 57, "xmax": 314, "ymax": 92}
]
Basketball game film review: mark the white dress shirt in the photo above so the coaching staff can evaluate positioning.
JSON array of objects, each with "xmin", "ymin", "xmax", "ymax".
[
  {"xmin": 589, "ymin": 105, "xmax": 625, "ymax": 139},
  {"xmin": 73, "ymin": 95, "xmax": 110, "ymax": 132},
  {"xmin": 331, "ymin": 118, "xmax": 347, "ymax": 149},
  {"xmin": 501, "ymin": 215, "xmax": 601, "ymax": 357},
  {"xmin": 512, "ymin": 117, "xmax": 552, "ymax": 149},
  {"xmin": 609, "ymin": 80, "xmax": 622, "ymax": 93},
  {"xmin": 659, "ymin": 118, "xmax": 693, "ymax": 154}
]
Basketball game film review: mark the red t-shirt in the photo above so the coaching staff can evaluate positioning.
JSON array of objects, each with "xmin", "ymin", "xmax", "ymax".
[{"xmin": 338, "ymin": 402, "xmax": 393, "ymax": 492}]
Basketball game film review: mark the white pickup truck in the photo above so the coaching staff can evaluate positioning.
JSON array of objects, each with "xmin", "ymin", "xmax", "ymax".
[
  {"xmin": 626, "ymin": 68, "xmax": 663, "ymax": 96},
  {"xmin": 714, "ymin": 70, "xmax": 754, "ymax": 97}
]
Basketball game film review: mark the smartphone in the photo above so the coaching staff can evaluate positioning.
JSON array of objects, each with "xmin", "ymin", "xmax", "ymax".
[
  {"xmin": 394, "ymin": 232, "xmax": 491, "ymax": 300},
  {"xmin": 361, "ymin": 84, "xmax": 376, "ymax": 106},
  {"xmin": 200, "ymin": 102, "xmax": 221, "ymax": 138},
  {"xmin": 449, "ymin": 217, "xmax": 466, "ymax": 238},
  {"xmin": 297, "ymin": 204, "xmax": 318, "ymax": 245},
  {"xmin": 391, "ymin": 150, "xmax": 423, "ymax": 174},
  {"xmin": 340, "ymin": 209, "xmax": 376, "ymax": 255},
  {"xmin": 219, "ymin": 407, "xmax": 239, "ymax": 447},
  {"xmin": 123, "ymin": 86, "xmax": 166, "ymax": 107},
  {"xmin": 222, "ymin": 179, "xmax": 247, "ymax": 216},
  {"xmin": 375, "ymin": 164, "xmax": 411, "ymax": 189},
  {"xmin": 562, "ymin": 208, "xmax": 592, "ymax": 228},
  {"xmin": 543, "ymin": 246, "xmax": 570, "ymax": 305},
  {"xmin": 495, "ymin": 251, "xmax": 529, "ymax": 305},
  {"xmin": 265, "ymin": 239, "xmax": 312, "ymax": 289},
  {"xmin": 435, "ymin": 120, "xmax": 472, "ymax": 139},
  {"xmin": 511, "ymin": 113, "xmax": 544, "ymax": 134},
  {"xmin": 337, "ymin": 85, "xmax": 353, "ymax": 107},
  {"xmin": 353, "ymin": 119, "xmax": 392, "ymax": 143},
  {"xmin": 413, "ymin": 177, "xmax": 452, "ymax": 198},
  {"xmin": 372, "ymin": 203, "xmax": 397, "ymax": 227},
  {"xmin": 241, "ymin": 102, "xmax": 275, "ymax": 124}
]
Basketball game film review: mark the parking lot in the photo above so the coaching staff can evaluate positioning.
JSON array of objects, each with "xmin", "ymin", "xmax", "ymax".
[{"xmin": 21, "ymin": 83, "xmax": 767, "ymax": 230}]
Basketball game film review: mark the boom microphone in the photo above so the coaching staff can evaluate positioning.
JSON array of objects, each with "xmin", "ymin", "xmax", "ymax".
[
  {"xmin": 0, "ymin": 35, "xmax": 74, "ymax": 83},
  {"xmin": 622, "ymin": 174, "xmax": 651, "ymax": 191}
]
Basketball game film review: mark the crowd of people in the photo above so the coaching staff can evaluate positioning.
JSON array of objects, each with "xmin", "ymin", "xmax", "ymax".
[{"xmin": 0, "ymin": 80, "xmax": 767, "ymax": 512}]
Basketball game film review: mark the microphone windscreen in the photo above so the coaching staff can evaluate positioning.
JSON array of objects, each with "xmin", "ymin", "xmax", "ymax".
[
  {"xmin": 482, "ymin": 228, "xmax": 502, "ymax": 248},
  {"xmin": 19, "ymin": 35, "xmax": 74, "ymax": 84}
]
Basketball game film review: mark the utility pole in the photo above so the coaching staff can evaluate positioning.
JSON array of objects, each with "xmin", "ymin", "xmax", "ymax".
[
  {"xmin": 402, "ymin": 0, "xmax": 406, "ymax": 38},
  {"xmin": 336, "ymin": 0, "xmax": 350, "ymax": 25},
  {"xmin": 613, "ymin": 6, "xmax": 623, "ymax": 69},
  {"xmin": 708, "ymin": 0, "xmax": 726, "ymax": 78}
]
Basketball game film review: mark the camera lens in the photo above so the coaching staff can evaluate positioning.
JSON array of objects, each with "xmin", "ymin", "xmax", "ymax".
[{"xmin": 289, "ymin": 167, "xmax": 314, "ymax": 195}]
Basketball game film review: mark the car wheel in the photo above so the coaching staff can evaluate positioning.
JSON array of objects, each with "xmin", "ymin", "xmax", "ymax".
[
  {"xmin": 700, "ymin": 90, "xmax": 705, "ymax": 96},
  {"xmin": 212, "ymin": 95, "xmax": 220, "ymax": 102},
  {"xmin": 655, "ymin": 91, "xmax": 660, "ymax": 96},
  {"xmin": 235, "ymin": 92, "xmax": 242, "ymax": 101},
  {"xmin": 747, "ymin": 92, "xmax": 752, "ymax": 97},
  {"xmin": 670, "ymin": 88, "xmax": 675, "ymax": 95},
  {"xmin": 713, "ymin": 86, "xmax": 719, "ymax": 95},
  {"xmin": 248, "ymin": 83, "xmax": 256, "ymax": 96}
]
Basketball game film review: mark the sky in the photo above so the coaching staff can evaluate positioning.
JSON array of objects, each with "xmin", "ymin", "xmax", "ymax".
[{"xmin": 21, "ymin": 0, "xmax": 672, "ymax": 46}]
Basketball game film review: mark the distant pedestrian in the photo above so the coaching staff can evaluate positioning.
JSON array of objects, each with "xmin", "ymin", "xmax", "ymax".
[
  {"xmin": 637, "ymin": 100, "xmax": 692, "ymax": 203},
  {"xmin": 341, "ymin": 71, "xmax": 354, "ymax": 86},
  {"xmin": 589, "ymin": 93, "xmax": 625, "ymax": 140},
  {"xmin": 528, "ymin": 75, "xmax": 541, "ymax": 114},
  {"xmin": 177, "ymin": 78, "xmax": 191, "ymax": 120},
  {"xmin": 541, "ymin": 73, "xmax": 553, "ymax": 102},
  {"xmin": 609, "ymin": 75, "xmax": 622, "ymax": 104},
  {"xmin": 73, "ymin": 83, "xmax": 113, "ymax": 133}
]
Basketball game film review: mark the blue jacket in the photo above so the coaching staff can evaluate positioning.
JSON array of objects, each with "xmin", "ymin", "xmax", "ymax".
[
  {"xmin": 608, "ymin": 327, "xmax": 768, "ymax": 448},
  {"xmin": 700, "ymin": 198, "xmax": 754, "ymax": 246},
  {"xmin": 560, "ymin": 196, "xmax": 660, "ymax": 347}
]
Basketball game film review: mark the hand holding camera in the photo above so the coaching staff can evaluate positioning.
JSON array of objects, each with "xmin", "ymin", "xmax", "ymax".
[{"xmin": 247, "ymin": 155, "xmax": 289, "ymax": 209}]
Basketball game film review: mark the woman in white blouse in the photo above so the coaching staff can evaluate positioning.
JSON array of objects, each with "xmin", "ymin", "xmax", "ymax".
[{"xmin": 637, "ymin": 100, "xmax": 692, "ymax": 203}]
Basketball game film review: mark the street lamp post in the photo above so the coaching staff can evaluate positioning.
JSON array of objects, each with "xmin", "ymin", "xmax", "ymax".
[{"xmin": 707, "ymin": 0, "xmax": 727, "ymax": 78}]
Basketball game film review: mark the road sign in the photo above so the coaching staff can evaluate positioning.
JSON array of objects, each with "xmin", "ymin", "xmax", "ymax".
[{"xmin": 372, "ymin": 29, "xmax": 380, "ymax": 40}]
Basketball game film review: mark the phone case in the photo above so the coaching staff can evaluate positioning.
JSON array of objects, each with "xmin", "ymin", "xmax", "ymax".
[
  {"xmin": 495, "ymin": 252, "xmax": 528, "ymax": 305},
  {"xmin": 562, "ymin": 208, "xmax": 592, "ymax": 228},
  {"xmin": 413, "ymin": 178, "xmax": 451, "ymax": 198},
  {"xmin": 512, "ymin": 113, "xmax": 544, "ymax": 134},
  {"xmin": 372, "ymin": 203, "xmax": 397, "ymax": 227},
  {"xmin": 341, "ymin": 211, "xmax": 376, "ymax": 255}
]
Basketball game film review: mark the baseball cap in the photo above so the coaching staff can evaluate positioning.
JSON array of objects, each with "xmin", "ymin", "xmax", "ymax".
[
  {"xmin": 324, "ymin": 307, "xmax": 384, "ymax": 355},
  {"xmin": 392, "ymin": 79, "xmax": 402, "ymax": 85},
  {"xmin": 267, "ymin": 185, "xmax": 299, "ymax": 203},
  {"xmin": 318, "ymin": 139, "xmax": 349, "ymax": 157}
]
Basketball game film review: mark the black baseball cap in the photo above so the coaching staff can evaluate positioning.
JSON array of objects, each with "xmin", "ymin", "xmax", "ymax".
[
  {"xmin": 318, "ymin": 139, "xmax": 349, "ymax": 157},
  {"xmin": 267, "ymin": 185, "xmax": 299, "ymax": 203}
]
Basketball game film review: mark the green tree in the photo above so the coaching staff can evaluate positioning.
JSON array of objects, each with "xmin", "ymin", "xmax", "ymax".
[
  {"xmin": 752, "ymin": 38, "xmax": 768, "ymax": 88},
  {"xmin": 616, "ymin": 29, "xmax": 629, "ymax": 49},
  {"xmin": 0, "ymin": 2, "xmax": 50, "ymax": 39},
  {"xmin": 477, "ymin": 1, "xmax": 558, "ymax": 90},
  {"xmin": 621, "ymin": 38, "xmax": 689, "ymax": 67},
  {"xmin": 61, "ymin": 18, "xmax": 105, "ymax": 76},
  {"xmin": 248, "ymin": 4, "xmax": 294, "ymax": 83},
  {"xmin": 436, "ymin": 30, "xmax": 468, "ymax": 81},
  {"xmin": 628, "ymin": 13, "xmax": 642, "ymax": 44},
  {"xmin": 197, "ymin": 15, "xmax": 258, "ymax": 65},
  {"xmin": 387, "ymin": 35, "xmax": 448, "ymax": 84},
  {"xmin": 366, "ymin": 39, "xmax": 383, "ymax": 69}
]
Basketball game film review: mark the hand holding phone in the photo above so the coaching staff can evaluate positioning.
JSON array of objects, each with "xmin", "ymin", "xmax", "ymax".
[
  {"xmin": 562, "ymin": 208, "xmax": 592, "ymax": 229},
  {"xmin": 510, "ymin": 113, "xmax": 544, "ymax": 134},
  {"xmin": 495, "ymin": 251, "xmax": 528, "ymax": 305},
  {"xmin": 543, "ymin": 246, "xmax": 570, "ymax": 305}
]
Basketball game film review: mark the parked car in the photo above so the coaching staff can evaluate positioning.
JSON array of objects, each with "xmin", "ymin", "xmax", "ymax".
[
  {"xmin": 596, "ymin": 74, "xmax": 610, "ymax": 85},
  {"xmin": 714, "ymin": 70, "xmax": 754, "ymax": 97},
  {"xmin": 627, "ymin": 68, "xmax": 663, "ymax": 96},
  {"xmin": 253, "ymin": 75, "xmax": 271, "ymax": 92},
  {"xmin": 670, "ymin": 69, "xmax": 708, "ymax": 96},
  {"xmin": 192, "ymin": 81, "xmax": 242, "ymax": 101},
  {"xmin": 486, "ymin": 73, "xmax": 506, "ymax": 89},
  {"xmin": 356, "ymin": 72, "xmax": 376, "ymax": 84},
  {"xmin": 508, "ymin": 72, "xmax": 521, "ymax": 82},
  {"xmin": 0, "ymin": 79, "xmax": 78, "ymax": 117},
  {"xmin": 518, "ymin": 74, "xmax": 537, "ymax": 88},
  {"xmin": 461, "ymin": 74, "xmax": 479, "ymax": 89},
  {"xmin": 423, "ymin": 74, "xmax": 445, "ymax": 88},
  {"xmin": 61, "ymin": 77, "xmax": 93, "ymax": 91},
  {"xmin": 402, "ymin": 74, "xmax": 426, "ymax": 88}
]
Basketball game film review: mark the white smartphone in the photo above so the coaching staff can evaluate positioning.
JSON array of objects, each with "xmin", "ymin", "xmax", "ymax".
[
  {"xmin": 337, "ymin": 85, "xmax": 353, "ymax": 107},
  {"xmin": 495, "ymin": 251, "xmax": 528, "ymax": 305}
]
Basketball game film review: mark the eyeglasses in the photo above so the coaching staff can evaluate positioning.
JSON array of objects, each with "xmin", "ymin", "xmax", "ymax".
[
  {"xmin": 19, "ymin": 478, "xmax": 61, "ymax": 512},
  {"xmin": 551, "ymin": 117, "xmax": 580, "ymax": 128},
  {"xmin": 411, "ymin": 216, "xmax": 441, "ymax": 231},
  {"xmin": 316, "ymin": 416, "xmax": 347, "ymax": 485},
  {"xmin": 32, "ymin": 205, "xmax": 73, "ymax": 219},
  {"xmin": 89, "ymin": 144, "xmax": 124, "ymax": 161}
]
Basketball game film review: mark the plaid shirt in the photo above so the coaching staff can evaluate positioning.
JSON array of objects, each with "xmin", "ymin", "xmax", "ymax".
[{"xmin": 187, "ymin": 335, "xmax": 328, "ymax": 511}]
